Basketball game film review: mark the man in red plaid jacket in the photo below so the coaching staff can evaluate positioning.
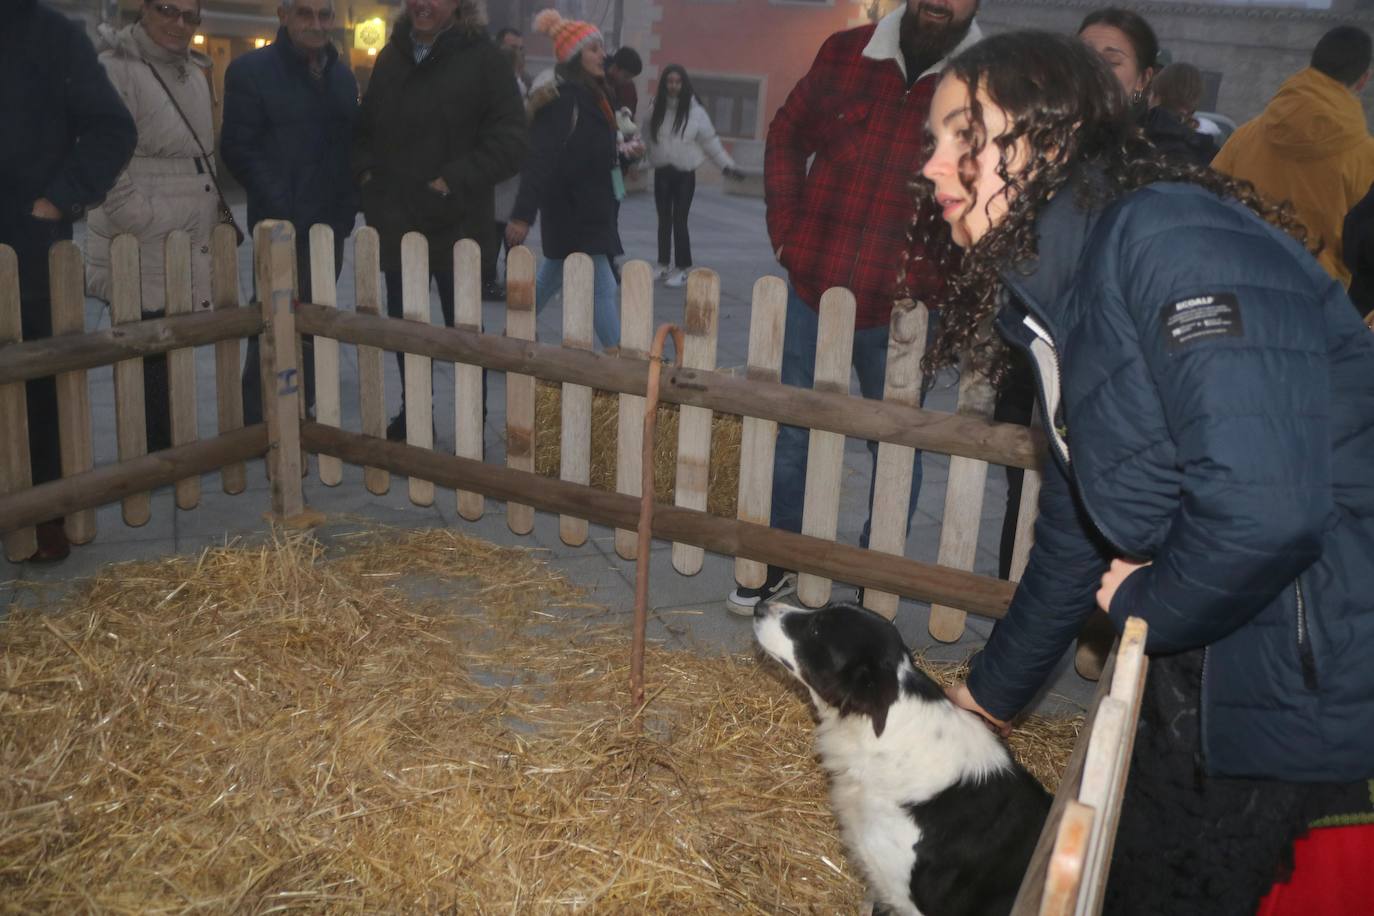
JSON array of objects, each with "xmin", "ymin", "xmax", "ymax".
[{"xmin": 728, "ymin": 0, "xmax": 981, "ymax": 610}]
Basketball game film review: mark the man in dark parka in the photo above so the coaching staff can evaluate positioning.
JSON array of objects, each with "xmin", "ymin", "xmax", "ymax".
[
  {"xmin": 353, "ymin": 0, "xmax": 527, "ymax": 438},
  {"xmin": 221, "ymin": 0, "xmax": 360, "ymax": 425},
  {"xmin": 0, "ymin": 0, "xmax": 136, "ymax": 561}
]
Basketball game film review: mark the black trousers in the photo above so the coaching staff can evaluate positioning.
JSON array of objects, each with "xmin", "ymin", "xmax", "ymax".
[
  {"xmin": 995, "ymin": 356, "xmax": 1037, "ymax": 578},
  {"xmin": 654, "ymin": 166, "xmax": 696, "ymax": 269}
]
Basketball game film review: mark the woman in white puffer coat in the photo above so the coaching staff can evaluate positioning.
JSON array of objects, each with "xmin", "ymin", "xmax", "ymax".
[
  {"xmin": 644, "ymin": 65, "xmax": 742, "ymax": 287},
  {"xmin": 86, "ymin": 0, "xmax": 221, "ymax": 450}
]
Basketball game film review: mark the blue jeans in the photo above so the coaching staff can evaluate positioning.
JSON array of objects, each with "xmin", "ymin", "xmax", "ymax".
[
  {"xmin": 770, "ymin": 282, "xmax": 924, "ymax": 552},
  {"xmin": 536, "ymin": 253, "xmax": 621, "ymax": 349}
]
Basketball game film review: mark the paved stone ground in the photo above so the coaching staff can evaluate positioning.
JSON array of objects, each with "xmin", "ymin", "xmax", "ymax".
[{"xmin": 1, "ymin": 185, "xmax": 1094, "ymax": 716}]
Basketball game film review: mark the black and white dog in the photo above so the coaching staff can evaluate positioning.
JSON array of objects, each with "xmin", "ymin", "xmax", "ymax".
[{"xmin": 754, "ymin": 599, "xmax": 1050, "ymax": 916}]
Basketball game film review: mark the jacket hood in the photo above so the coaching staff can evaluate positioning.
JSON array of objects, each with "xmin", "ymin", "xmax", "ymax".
[
  {"xmin": 1258, "ymin": 67, "xmax": 1369, "ymax": 160},
  {"xmin": 97, "ymin": 21, "xmax": 211, "ymax": 69}
]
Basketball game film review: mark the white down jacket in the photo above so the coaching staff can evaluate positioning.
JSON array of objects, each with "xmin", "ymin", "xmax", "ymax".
[
  {"xmin": 644, "ymin": 97, "xmax": 737, "ymax": 173},
  {"xmin": 86, "ymin": 23, "xmax": 220, "ymax": 313}
]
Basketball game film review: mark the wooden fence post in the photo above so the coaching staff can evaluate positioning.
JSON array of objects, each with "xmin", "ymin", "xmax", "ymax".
[
  {"xmin": 865, "ymin": 302, "xmax": 930, "ymax": 620},
  {"xmin": 257, "ymin": 221, "xmax": 310, "ymax": 523},
  {"xmin": 505, "ymin": 245, "xmax": 536, "ymax": 535},
  {"xmin": 796, "ymin": 287, "xmax": 857, "ymax": 607},
  {"xmin": 614, "ymin": 260, "xmax": 654, "ymax": 560},
  {"xmin": 353, "ymin": 227, "xmax": 388, "ymax": 495},
  {"xmin": 49, "ymin": 241, "xmax": 95, "ymax": 543},
  {"xmin": 672, "ymin": 268, "xmax": 720, "ymax": 575},
  {"xmin": 400, "ymin": 232, "xmax": 434, "ymax": 507},
  {"xmin": 211, "ymin": 224, "xmax": 246, "ymax": 495},
  {"xmin": 929, "ymin": 357, "xmax": 997, "ymax": 642},
  {"xmin": 110, "ymin": 234, "xmax": 151, "ymax": 527},
  {"xmin": 733, "ymin": 275, "xmax": 787, "ymax": 589},
  {"xmin": 453, "ymin": 239, "xmax": 484, "ymax": 520},
  {"xmin": 164, "ymin": 231, "xmax": 200, "ymax": 510},
  {"xmin": 559, "ymin": 253, "xmax": 594, "ymax": 546},
  {"xmin": 0, "ymin": 245, "xmax": 36, "ymax": 561},
  {"xmin": 311, "ymin": 224, "xmax": 343, "ymax": 487},
  {"xmin": 1008, "ymin": 404, "xmax": 1043, "ymax": 582}
]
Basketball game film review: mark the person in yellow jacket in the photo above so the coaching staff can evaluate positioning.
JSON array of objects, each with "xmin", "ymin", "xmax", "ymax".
[{"xmin": 1213, "ymin": 25, "xmax": 1374, "ymax": 286}]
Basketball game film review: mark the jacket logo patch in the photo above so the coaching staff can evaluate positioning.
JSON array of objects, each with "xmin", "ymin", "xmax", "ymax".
[{"xmin": 1161, "ymin": 292, "xmax": 1244, "ymax": 352}]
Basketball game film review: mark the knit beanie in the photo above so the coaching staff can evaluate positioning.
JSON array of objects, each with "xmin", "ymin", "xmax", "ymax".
[{"xmin": 533, "ymin": 8, "xmax": 602, "ymax": 64}]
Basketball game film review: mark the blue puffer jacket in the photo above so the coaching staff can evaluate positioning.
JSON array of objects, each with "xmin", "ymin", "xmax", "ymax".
[
  {"xmin": 220, "ymin": 28, "xmax": 358, "ymax": 240},
  {"xmin": 966, "ymin": 168, "xmax": 1374, "ymax": 782}
]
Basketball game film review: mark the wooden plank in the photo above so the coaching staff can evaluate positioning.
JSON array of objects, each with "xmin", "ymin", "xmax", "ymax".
[
  {"xmin": 353, "ymin": 227, "xmax": 388, "ymax": 495},
  {"xmin": 290, "ymin": 303, "xmax": 1042, "ymax": 471},
  {"xmin": 49, "ymin": 241, "xmax": 95, "ymax": 544},
  {"xmin": 1073, "ymin": 696, "xmax": 1129, "ymax": 916},
  {"xmin": 452, "ymin": 239, "xmax": 484, "ymax": 521},
  {"xmin": 311, "ymin": 224, "xmax": 342, "ymax": 487},
  {"xmin": 301, "ymin": 422, "xmax": 1021, "ymax": 616},
  {"xmin": 733, "ymin": 275, "xmax": 787, "ymax": 589},
  {"xmin": 1012, "ymin": 642, "xmax": 1120, "ymax": 915},
  {"xmin": 0, "ymin": 245, "xmax": 36, "ymax": 561},
  {"xmin": 211, "ymin": 224, "xmax": 246, "ymax": 495},
  {"xmin": 0, "ymin": 427, "xmax": 268, "ymax": 534},
  {"xmin": 614, "ymin": 260, "xmax": 653, "ymax": 560},
  {"xmin": 258, "ymin": 221, "xmax": 305, "ymax": 520},
  {"xmin": 110, "ymin": 234, "xmax": 150, "ymax": 527},
  {"xmin": 559, "ymin": 253, "xmax": 594, "ymax": 546},
  {"xmin": 400, "ymin": 232, "xmax": 434, "ymax": 507},
  {"xmin": 1009, "ymin": 405, "xmax": 1043, "ymax": 582},
  {"xmin": 929, "ymin": 358, "xmax": 997, "ymax": 641},
  {"xmin": 1038, "ymin": 800, "xmax": 1095, "ymax": 916},
  {"xmin": 797, "ymin": 287, "xmax": 857, "ymax": 606},
  {"xmin": 864, "ymin": 302, "xmax": 929, "ymax": 619},
  {"xmin": 164, "ymin": 231, "xmax": 200, "ymax": 510},
  {"xmin": 505, "ymin": 245, "xmax": 536, "ymax": 535},
  {"xmin": 672, "ymin": 268, "xmax": 720, "ymax": 575}
]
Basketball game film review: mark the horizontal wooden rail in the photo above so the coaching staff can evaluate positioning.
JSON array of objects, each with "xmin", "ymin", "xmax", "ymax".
[
  {"xmin": 0, "ymin": 307, "xmax": 262, "ymax": 386},
  {"xmin": 295, "ymin": 303, "xmax": 1042, "ymax": 470},
  {"xmin": 300, "ymin": 422, "xmax": 1017, "ymax": 618},
  {"xmin": 0, "ymin": 425, "xmax": 268, "ymax": 533}
]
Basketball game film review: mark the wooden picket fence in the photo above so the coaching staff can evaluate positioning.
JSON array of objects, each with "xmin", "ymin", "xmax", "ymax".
[{"xmin": 0, "ymin": 220, "xmax": 1144, "ymax": 911}]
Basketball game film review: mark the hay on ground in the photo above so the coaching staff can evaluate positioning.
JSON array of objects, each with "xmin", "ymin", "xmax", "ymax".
[
  {"xmin": 534, "ymin": 381, "xmax": 742, "ymax": 518},
  {"xmin": 0, "ymin": 529, "xmax": 1079, "ymax": 913}
]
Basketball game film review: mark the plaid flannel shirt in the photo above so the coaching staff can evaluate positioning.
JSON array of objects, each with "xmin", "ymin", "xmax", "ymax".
[{"xmin": 765, "ymin": 12, "xmax": 980, "ymax": 329}]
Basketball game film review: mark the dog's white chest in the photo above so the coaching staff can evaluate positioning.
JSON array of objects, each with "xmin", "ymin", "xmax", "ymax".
[{"xmin": 832, "ymin": 776, "xmax": 925, "ymax": 916}]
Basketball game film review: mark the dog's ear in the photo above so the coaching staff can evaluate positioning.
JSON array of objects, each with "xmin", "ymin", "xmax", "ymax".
[{"xmin": 838, "ymin": 659, "xmax": 900, "ymax": 739}]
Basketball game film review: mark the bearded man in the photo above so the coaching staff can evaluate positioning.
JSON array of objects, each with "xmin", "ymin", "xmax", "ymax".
[{"xmin": 728, "ymin": 0, "xmax": 981, "ymax": 610}]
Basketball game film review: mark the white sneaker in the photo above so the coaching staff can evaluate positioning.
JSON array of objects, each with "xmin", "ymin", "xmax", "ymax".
[
  {"xmin": 655, "ymin": 264, "xmax": 672, "ymax": 281},
  {"xmin": 665, "ymin": 269, "xmax": 689, "ymax": 288},
  {"xmin": 726, "ymin": 570, "xmax": 796, "ymax": 616}
]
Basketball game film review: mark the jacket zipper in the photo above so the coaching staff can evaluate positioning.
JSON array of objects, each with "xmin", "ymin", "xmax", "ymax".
[
  {"xmin": 1198, "ymin": 645, "xmax": 1211, "ymax": 781},
  {"xmin": 1295, "ymin": 578, "xmax": 1318, "ymax": 690}
]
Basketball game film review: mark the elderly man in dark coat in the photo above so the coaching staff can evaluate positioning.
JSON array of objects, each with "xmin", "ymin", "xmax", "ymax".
[
  {"xmin": 221, "ymin": 0, "xmax": 359, "ymax": 425},
  {"xmin": 1, "ymin": 0, "xmax": 136, "ymax": 561},
  {"xmin": 354, "ymin": 0, "xmax": 527, "ymax": 439}
]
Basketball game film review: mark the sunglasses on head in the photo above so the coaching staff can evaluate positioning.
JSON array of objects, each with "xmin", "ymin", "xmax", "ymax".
[{"xmin": 150, "ymin": 2, "xmax": 202, "ymax": 26}]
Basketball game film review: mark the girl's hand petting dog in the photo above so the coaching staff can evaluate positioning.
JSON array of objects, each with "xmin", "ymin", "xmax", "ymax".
[{"xmin": 945, "ymin": 682, "xmax": 1012, "ymax": 737}]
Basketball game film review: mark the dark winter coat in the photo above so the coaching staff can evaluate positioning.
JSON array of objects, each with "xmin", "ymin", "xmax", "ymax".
[
  {"xmin": 511, "ymin": 74, "xmax": 623, "ymax": 260},
  {"xmin": 966, "ymin": 168, "xmax": 1374, "ymax": 783},
  {"xmin": 1342, "ymin": 181, "xmax": 1374, "ymax": 319},
  {"xmin": 221, "ymin": 27, "xmax": 358, "ymax": 242},
  {"xmin": 0, "ymin": 0, "xmax": 135, "ymax": 306},
  {"xmin": 1142, "ymin": 107, "xmax": 1217, "ymax": 168},
  {"xmin": 353, "ymin": 15, "xmax": 527, "ymax": 273}
]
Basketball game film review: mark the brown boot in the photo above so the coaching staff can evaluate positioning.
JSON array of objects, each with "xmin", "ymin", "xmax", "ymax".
[{"xmin": 29, "ymin": 520, "xmax": 71, "ymax": 563}]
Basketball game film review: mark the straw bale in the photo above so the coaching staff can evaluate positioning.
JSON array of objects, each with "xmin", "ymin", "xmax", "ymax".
[
  {"xmin": 534, "ymin": 381, "xmax": 741, "ymax": 517},
  {"xmin": 0, "ymin": 529, "xmax": 1079, "ymax": 913}
]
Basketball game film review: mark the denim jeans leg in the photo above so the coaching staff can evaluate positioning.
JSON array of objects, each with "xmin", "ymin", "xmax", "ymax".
[
  {"xmin": 591, "ymin": 254, "xmax": 621, "ymax": 349},
  {"xmin": 769, "ymin": 283, "xmax": 820, "ymax": 536},
  {"xmin": 852, "ymin": 324, "xmax": 924, "ymax": 549},
  {"xmin": 535, "ymin": 256, "xmax": 563, "ymax": 313}
]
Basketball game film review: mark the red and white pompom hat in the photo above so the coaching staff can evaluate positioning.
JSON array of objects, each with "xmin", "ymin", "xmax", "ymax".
[{"xmin": 533, "ymin": 8, "xmax": 603, "ymax": 64}]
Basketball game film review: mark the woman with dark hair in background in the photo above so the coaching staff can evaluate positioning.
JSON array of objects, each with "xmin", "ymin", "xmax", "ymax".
[
  {"xmin": 645, "ymin": 64, "xmax": 743, "ymax": 288},
  {"xmin": 507, "ymin": 9, "xmax": 626, "ymax": 349},
  {"xmin": 1145, "ymin": 62, "xmax": 1218, "ymax": 166},
  {"xmin": 1078, "ymin": 7, "xmax": 1158, "ymax": 113},
  {"xmin": 920, "ymin": 29, "xmax": 1374, "ymax": 915}
]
